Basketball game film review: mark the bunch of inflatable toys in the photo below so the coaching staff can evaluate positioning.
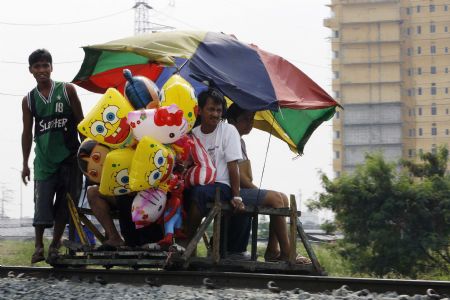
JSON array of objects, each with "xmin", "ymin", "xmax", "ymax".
[{"xmin": 77, "ymin": 69, "xmax": 203, "ymax": 247}]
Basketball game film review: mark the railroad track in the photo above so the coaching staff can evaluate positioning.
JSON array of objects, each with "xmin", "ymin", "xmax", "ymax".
[{"xmin": 1, "ymin": 266, "xmax": 449, "ymax": 296}]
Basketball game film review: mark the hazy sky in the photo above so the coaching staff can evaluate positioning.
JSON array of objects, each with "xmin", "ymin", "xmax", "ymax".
[{"xmin": 0, "ymin": 0, "xmax": 334, "ymax": 219}]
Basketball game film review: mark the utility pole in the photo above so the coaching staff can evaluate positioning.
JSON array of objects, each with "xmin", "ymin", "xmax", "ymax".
[
  {"xmin": 0, "ymin": 184, "xmax": 13, "ymax": 219},
  {"xmin": 133, "ymin": 0, "xmax": 174, "ymax": 35}
]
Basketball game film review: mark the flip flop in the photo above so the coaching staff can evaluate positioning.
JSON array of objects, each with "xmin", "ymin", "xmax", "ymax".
[{"xmin": 31, "ymin": 248, "xmax": 45, "ymax": 264}]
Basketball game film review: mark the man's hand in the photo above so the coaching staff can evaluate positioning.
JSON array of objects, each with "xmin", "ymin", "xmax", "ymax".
[
  {"xmin": 230, "ymin": 196, "xmax": 245, "ymax": 213},
  {"xmin": 22, "ymin": 165, "xmax": 30, "ymax": 185}
]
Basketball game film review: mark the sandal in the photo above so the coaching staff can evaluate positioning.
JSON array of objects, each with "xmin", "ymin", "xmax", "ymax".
[{"xmin": 31, "ymin": 247, "xmax": 45, "ymax": 264}]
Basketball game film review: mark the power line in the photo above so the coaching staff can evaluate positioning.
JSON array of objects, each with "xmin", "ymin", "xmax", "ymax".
[{"xmin": 0, "ymin": 8, "xmax": 131, "ymax": 26}]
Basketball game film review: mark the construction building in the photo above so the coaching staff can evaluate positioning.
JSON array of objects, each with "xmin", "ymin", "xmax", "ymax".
[{"xmin": 325, "ymin": 0, "xmax": 450, "ymax": 176}]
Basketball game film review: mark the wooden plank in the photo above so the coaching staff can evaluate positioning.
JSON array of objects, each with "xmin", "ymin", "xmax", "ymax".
[
  {"xmin": 181, "ymin": 206, "xmax": 220, "ymax": 263},
  {"xmin": 78, "ymin": 213, "xmax": 106, "ymax": 243},
  {"xmin": 206, "ymin": 202, "xmax": 300, "ymax": 216},
  {"xmin": 67, "ymin": 193, "xmax": 89, "ymax": 246},
  {"xmin": 212, "ymin": 188, "xmax": 221, "ymax": 264},
  {"xmin": 297, "ymin": 219, "xmax": 325, "ymax": 275},
  {"xmin": 289, "ymin": 194, "xmax": 297, "ymax": 264}
]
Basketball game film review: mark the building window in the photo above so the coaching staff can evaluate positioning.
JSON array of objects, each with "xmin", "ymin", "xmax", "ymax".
[
  {"xmin": 335, "ymin": 151, "xmax": 340, "ymax": 159},
  {"xmin": 333, "ymin": 30, "xmax": 339, "ymax": 38},
  {"xmin": 409, "ymin": 129, "xmax": 413, "ymax": 137},
  {"xmin": 446, "ymin": 129, "xmax": 449, "ymax": 136},
  {"xmin": 446, "ymin": 87, "xmax": 449, "ymax": 94},
  {"xmin": 408, "ymin": 89, "xmax": 412, "ymax": 96},
  {"xmin": 418, "ymin": 87, "xmax": 422, "ymax": 95},
  {"xmin": 431, "ymin": 103, "xmax": 437, "ymax": 115},
  {"xmin": 418, "ymin": 107, "xmax": 422, "ymax": 115},
  {"xmin": 431, "ymin": 45, "xmax": 436, "ymax": 54},
  {"xmin": 417, "ymin": 5, "xmax": 421, "ymax": 13},
  {"xmin": 333, "ymin": 51, "xmax": 339, "ymax": 58},
  {"xmin": 445, "ymin": 5, "xmax": 449, "ymax": 11},
  {"xmin": 445, "ymin": 47, "xmax": 449, "ymax": 53},
  {"xmin": 445, "ymin": 26, "xmax": 449, "ymax": 33},
  {"xmin": 430, "ymin": 66, "xmax": 436, "ymax": 74},
  {"xmin": 408, "ymin": 149, "xmax": 413, "ymax": 158},
  {"xmin": 417, "ymin": 46, "xmax": 422, "ymax": 54},
  {"xmin": 431, "ymin": 124, "xmax": 437, "ymax": 136},
  {"xmin": 335, "ymin": 91, "xmax": 340, "ymax": 98},
  {"xmin": 430, "ymin": 24, "xmax": 436, "ymax": 33},
  {"xmin": 446, "ymin": 67, "xmax": 449, "ymax": 73},
  {"xmin": 418, "ymin": 67, "xmax": 422, "ymax": 75},
  {"xmin": 430, "ymin": 4, "xmax": 435, "ymax": 12},
  {"xmin": 419, "ymin": 128, "xmax": 423, "ymax": 136},
  {"xmin": 335, "ymin": 131, "xmax": 340, "ymax": 139},
  {"xmin": 431, "ymin": 83, "xmax": 437, "ymax": 95},
  {"xmin": 333, "ymin": 71, "xmax": 340, "ymax": 79},
  {"xmin": 335, "ymin": 111, "xmax": 340, "ymax": 119},
  {"xmin": 447, "ymin": 108, "xmax": 449, "ymax": 115},
  {"xmin": 406, "ymin": 27, "xmax": 411, "ymax": 35},
  {"xmin": 407, "ymin": 48, "xmax": 412, "ymax": 56},
  {"xmin": 406, "ymin": 7, "xmax": 411, "ymax": 15},
  {"xmin": 417, "ymin": 26, "xmax": 422, "ymax": 34}
]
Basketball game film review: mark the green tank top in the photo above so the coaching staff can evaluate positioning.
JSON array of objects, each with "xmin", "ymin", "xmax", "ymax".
[{"xmin": 27, "ymin": 81, "xmax": 80, "ymax": 180}]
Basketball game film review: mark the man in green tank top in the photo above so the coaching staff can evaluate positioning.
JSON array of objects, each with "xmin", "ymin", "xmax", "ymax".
[{"xmin": 21, "ymin": 49, "xmax": 84, "ymax": 264}]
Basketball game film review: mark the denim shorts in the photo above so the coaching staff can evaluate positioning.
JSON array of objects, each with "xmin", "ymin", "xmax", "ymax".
[
  {"xmin": 240, "ymin": 188, "xmax": 267, "ymax": 206},
  {"xmin": 185, "ymin": 182, "xmax": 232, "ymax": 216},
  {"xmin": 33, "ymin": 158, "xmax": 82, "ymax": 228}
]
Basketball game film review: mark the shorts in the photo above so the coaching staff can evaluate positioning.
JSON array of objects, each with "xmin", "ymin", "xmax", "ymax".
[
  {"xmin": 185, "ymin": 182, "xmax": 231, "ymax": 216},
  {"xmin": 33, "ymin": 158, "xmax": 82, "ymax": 228},
  {"xmin": 240, "ymin": 188, "xmax": 267, "ymax": 206}
]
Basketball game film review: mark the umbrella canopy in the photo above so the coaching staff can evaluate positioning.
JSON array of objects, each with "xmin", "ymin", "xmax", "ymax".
[{"xmin": 73, "ymin": 30, "xmax": 339, "ymax": 154}]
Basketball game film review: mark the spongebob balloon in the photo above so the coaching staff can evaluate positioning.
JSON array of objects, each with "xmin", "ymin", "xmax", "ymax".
[
  {"xmin": 78, "ymin": 88, "xmax": 135, "ymax": 149},
  {"xmin": 160, "ymin": 75, "xmax": 198, "ymax": 131},
  {"xmin": 129, "ymin": 136, "xmax": 175, "ymax": 191},
  {"xmin": 99, "ymin": 148, "xmax": 135, "ymax": 196},
  {"xmin": 127, "ymin": 104, "xmax": 188, "ymax": 144}
]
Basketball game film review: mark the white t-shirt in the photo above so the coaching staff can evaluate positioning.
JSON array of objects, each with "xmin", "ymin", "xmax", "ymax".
[{"xmin": 192, "ymin": 122, "xmax": 242, "ymax": 186}]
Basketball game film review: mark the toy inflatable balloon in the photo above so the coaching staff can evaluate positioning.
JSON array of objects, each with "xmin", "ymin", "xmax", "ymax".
[
  {"xmin": 129, "ymin": 136, "xmax": 175, "ymax": 191},
  {"xmin": 131, "ymin": 188, "xmax": 167, "ymax": 229},
  {"xmin": 77, "ymin": 138, "xmax": 111, "ymax": 184},
  {"xmin": 123, "ymin": 69, "xmax": 161, "ymax": 109},
  {"xmin": 127, "ymin": 104, "xmax": 188, "ymax": 144},
  {"xmin": 99, "ymin": 148, "xmax": 135, "ymax": 196},
  {"xmin": 78, "ymin": 88, "xmax": 135, "ymax": 149},
  {"xmin": 160, "ymin": 74, "xmax": 198, "ymax": 131}
]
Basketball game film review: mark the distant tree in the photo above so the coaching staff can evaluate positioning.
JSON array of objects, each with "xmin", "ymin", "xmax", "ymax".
[
  {"xmin": 320, "ymin": 220, "xmax": 337, "ymax": 235},
  {"xmin": 309, "ymin": 149, "xmax": 450, "ymax": 277}
]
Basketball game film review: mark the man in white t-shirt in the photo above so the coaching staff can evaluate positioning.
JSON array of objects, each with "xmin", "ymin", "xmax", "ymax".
[{"xmin": 185, "ymin": 88, "xmax": 246, "ymax": 253}]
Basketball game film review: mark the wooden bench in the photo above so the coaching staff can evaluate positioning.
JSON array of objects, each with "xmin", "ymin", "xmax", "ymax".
[{"xmin": 181, "ymin": 189, "xmax": 325, "ymax": 275}]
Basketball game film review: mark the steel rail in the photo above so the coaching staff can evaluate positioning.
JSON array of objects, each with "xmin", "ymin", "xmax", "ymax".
[{"xmin": 1, "ymin": 266, "xmax": 449, "ymax": 295}]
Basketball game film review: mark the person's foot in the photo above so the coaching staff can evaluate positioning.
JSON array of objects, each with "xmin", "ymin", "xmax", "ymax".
[
  {"xmin": 46, "ymin": 246, "xmax": 60, "ymax": 264},
  {"xmin": 227, "ymin": 251, "xmax": 252, "ymax": 261},
  {"xmin": 31, "ymin": 247, "xmax": 45, "ymax": 264}
]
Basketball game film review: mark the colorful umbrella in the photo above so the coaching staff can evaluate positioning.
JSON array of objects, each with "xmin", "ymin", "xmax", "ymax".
[{"xmin": 73, "ymin": 30, "xmax": 339, "ymax": 154}]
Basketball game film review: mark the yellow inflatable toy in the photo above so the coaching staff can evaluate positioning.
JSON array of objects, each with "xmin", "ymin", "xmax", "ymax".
[
  {"xmin": 160, "ymin": 75, "xmax": 198, "ymax": 131},
  {"xmin": 78, "ymin": 88, "xmax": 135, "ymax": 149},
  {"xmin": 99, "ymin": 148, "xmax": 135, "ymax": 196},
  {"xmin": 129, "ymin": 136, "xmax": 175, "ymax": 191}
]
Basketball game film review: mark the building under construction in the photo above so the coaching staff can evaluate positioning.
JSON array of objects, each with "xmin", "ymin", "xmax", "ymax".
[{"xmin": 325, "ymin": 0, "xmax": 450, "ymax": 176}]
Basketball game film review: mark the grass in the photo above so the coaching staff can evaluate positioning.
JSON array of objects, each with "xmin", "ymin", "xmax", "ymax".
[
  {"xmin": 1, "ymin": 239, "xmax": 448, "ymax": 280},
  {"xmin": 0, "ymin": 239, "xmax": 52, "ymax": 267}
]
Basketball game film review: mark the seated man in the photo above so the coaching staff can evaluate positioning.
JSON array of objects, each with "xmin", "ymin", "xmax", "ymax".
[
  {"xmin": 184, "ymin": 88, "xmax": 246, "ymax": 251},
  {"xmin": 226, "ymin": 103, "xmax": 311, "ymax": 264},
  {"xmin": 87, "ymin": 186, "xmax": 163, "ymax": 249}
]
